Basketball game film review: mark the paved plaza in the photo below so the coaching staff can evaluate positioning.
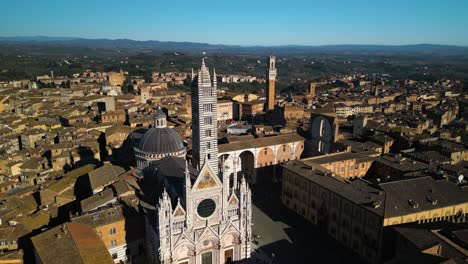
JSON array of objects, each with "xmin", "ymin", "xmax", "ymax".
[{"xmin": 250, "ymin": 182, "xmax": 362, "ymax": 264}]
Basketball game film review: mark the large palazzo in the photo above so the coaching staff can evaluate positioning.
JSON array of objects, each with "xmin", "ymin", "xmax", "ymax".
[{"xmin": 143, "ymin": 59, "xmax": 252, "ymax": 264}]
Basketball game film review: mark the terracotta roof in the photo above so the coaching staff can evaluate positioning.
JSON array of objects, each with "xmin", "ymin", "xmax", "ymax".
[
  {"xmin": 87, "ymin": 164, "xmax": 125, "ymax": 191},
  {"xmin": 283, "ymin": 160, "xmax": 385, "ymax": 216},
  {"xmin": 31, "ymin": 222, "xmax": 114, "ymax": 264},
  {"xmin": 380, "ymin": 177, "xmax": 468, "ymax": 218},
  {"xmin": 72, "ymin": 205, "xmax": 125, "ymax": 228},
  {"xmin": 80, "ymin": 188, "xmax": 116, "ymax": 212},
  {"xmin": 0, "ymin": 249, "xmax": 23, "ymax": 262}
]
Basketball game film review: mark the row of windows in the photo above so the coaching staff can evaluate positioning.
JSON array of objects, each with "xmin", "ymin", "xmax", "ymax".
[
  {"xmin": 204, "ymin": 116, "xmax": 212, "ymax": 125},
  {"xmin": 336, "ymin": 163, "xmax": 365, "ymax": 173},
  {"xmin": 203, "ymin": 89, "xmax": 212, "ymax": 97},
  {"xmin": 98, "ymin": 228, "xmax": 117, "ymax": 237},
  {"xmin": 0, "ymin": 240, "xmax": 16, "ymax": 246},
  {"xmin": 203, "ymin": 104, "xmax": 212, "ymax": 112}
]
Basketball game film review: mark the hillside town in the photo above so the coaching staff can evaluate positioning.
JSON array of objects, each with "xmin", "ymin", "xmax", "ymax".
[{"xmin": 0, "ymin": 55, "xmax": 466, "ymax": 264}]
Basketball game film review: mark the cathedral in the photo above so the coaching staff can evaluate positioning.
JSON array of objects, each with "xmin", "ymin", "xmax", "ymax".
[{"xmin": 143, "ymin": 59, "xmax": 252, "ymax": 264}]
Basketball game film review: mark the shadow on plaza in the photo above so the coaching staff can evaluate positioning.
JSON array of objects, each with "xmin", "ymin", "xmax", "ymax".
[{"xmin": 251, "ymin": 182, "xmax": 363, "ymax": 264}]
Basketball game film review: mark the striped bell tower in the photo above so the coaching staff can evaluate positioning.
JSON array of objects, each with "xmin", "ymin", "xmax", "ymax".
[{"xmin": 191, "ymin": 58, "xmax": 219, "ymax": 175}]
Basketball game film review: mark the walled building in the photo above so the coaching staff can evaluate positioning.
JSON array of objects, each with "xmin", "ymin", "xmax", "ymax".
[
  {"xmin": 72, "ymin": 205, "xmax": 145, "ymax": 263},
  {"xmin": 282, "ymin": 104, "xmax": 305, "ymax": 120},
  {"xmin": 282, "ymin": 159, "xmax": 468, "ymax": 263},
  {"xmin": 107, "ymin": 71, "xmax": 125, "ymax": 86},
  {"xmin": 372, "ymin": 155, "xmax": 431, "ymax": 181},
  {"xmin": 239, "ymin": 100, "xmax": 264, "ymax": 120},
  {"xmin": 392, "ymin": 222, "xmax": 468, "ymax": 263},
  {"xmin": 218, "ymin": 134, "xmax": 305, "ymax": 184},
  {"xmin": 304, "ymin": 152, "xmax": 374, "ymax": 180},
  {"xmin": 101, "ymin": 110, "xmax": 126, "ymax": 124},
  {"xmin": 217, "ymin": 100, "xmax": 234, "ymax": 122}
]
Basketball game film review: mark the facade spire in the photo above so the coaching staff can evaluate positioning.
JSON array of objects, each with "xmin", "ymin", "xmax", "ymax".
[
  {"xmin": 213, "ymin": 68, "xmax": 217, "ymax": 87},
  {"xmin": 185, "ymin": 159, "xmax": 190, "ymax": 186}
]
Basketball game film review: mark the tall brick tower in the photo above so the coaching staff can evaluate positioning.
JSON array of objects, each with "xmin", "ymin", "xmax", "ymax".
[
  {"xmin": 265, "ymin": 55, "xmax": 277, "ymax": 111},
  {"xmin": 306, "ymin": 82, "xmax": 316, "ymax": 108},
  {"xmin": 309, "ymin": 82, "xmax": 316, "ymax": 99}
]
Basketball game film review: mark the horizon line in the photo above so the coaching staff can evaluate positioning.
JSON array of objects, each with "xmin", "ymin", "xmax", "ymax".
[{"xmin": 1, "ymin": 35, "xmax": 467, "ymax": 48}]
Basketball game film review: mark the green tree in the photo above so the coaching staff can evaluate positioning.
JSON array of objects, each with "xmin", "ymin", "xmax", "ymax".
[
  {"xmin": 183, "ymin": 77, "xmax": 192, "ymax": 87},
  {"xmin": 122, "ymin": 84, "xmax": 134, "ymax": 94},
  {"xmin": 127, "ymin": 84, "xmax": 134, "ymax": 94}
]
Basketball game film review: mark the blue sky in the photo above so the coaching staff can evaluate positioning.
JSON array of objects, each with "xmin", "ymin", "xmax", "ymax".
[{"xmin": 1, "ymin": 0, "xmax": 467, "ymax": 46}]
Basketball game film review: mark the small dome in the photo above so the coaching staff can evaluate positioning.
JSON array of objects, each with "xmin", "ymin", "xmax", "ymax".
[
  {"xmin": 138, "ymin": 127, "xmax": 185, "ymax": 155},
  {"xmin": 154, "ymin": 108, "xmax": 167, "ymax": 119}
]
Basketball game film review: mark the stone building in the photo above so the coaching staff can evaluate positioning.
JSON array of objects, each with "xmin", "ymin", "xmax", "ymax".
[
  {"xmin": 72, "ymin": 205, "xmax": 145, "ymax": 263},
  {"xmin": 238, "ymin": 100, "xmax": 264, "ymax": 120},
  {"xmin": 304, "ymin": 152, "xmax": 374, "ymax": 180},
  {"xmin": 282, "ymin": 104, "xmax": 305, "ymax": 120},
  {"xmin": 107, "ymin": 71, "xmax": 125, "ymax": 86},
  {"xmin": 101, "ymin": 110, "xmax": 126, "ymax": 124},
  {"xmin": 217, "ymin": 100, "xmax": 234, "ymax": 122},
  {"xmin": 218, "ymin": 134, "xmax": 305, "ymax": 184},
  {"xmin": 282, "ymin": 159, "xmax": 468, "ymax": 263},
  {"xmin": 143, "ymin": 60, "xmax": 252, "ymax": 264}
]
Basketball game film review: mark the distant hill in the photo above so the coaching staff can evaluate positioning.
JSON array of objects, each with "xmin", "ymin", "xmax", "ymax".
[
  {"xmin": 0, "ymin": 36, "xmax": 467, "ymax": 56},
  {"xmin": 0, "ymin": 36, "xmax": 80, "ymax": 42}
]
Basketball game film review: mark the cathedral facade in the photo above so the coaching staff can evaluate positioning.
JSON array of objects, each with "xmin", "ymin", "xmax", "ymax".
[{"xmin": 144, "ymin": 59, "xmax": 252, "ymax": 264}]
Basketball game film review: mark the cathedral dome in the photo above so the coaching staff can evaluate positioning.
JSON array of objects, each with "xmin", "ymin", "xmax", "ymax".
[
  {"xmin": 138, "ymin": 127, "xmax": 185, "ymax": 155},
  {"xmin": 134, "ymin": 106, "xmax": 187, "ymax": 170}
]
